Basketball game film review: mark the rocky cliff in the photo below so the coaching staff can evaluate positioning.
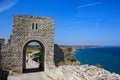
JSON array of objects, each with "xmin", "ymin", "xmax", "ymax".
[
  {"xmin": 54, "ymin": 44, "xmax": 64, "ymax": 66},
  {"xmin": 52, "ymin": 45, "xmax": 120, "ymax": 80},
  {"xmin": 54, "ymin": 44, "xmax": 80, "ymax": 66},
  {"xmin": 49, "ymin": 65, "xmax": 120, "ymax": 80}
]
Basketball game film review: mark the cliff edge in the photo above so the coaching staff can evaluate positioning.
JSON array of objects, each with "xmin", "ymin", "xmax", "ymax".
[{"xmin": 52, "ymin": 45, "xmax": 120, "ymax": 80}]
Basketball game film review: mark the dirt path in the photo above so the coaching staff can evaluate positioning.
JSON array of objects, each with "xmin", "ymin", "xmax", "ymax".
[
  {"xmin": 8, "ymin": 72, "xmax": 52, "ymax": 80},
  {"xmin": 8, "ymin": 60, "xmax": 52, "ymax": 80}
]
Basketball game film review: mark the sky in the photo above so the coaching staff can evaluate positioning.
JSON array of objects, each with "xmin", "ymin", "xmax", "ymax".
[{"xmin": 0, "ymin": 0, "xmax": 120, "ymax": 46}]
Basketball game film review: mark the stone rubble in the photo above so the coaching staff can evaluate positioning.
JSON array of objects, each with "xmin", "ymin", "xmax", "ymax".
[{"xmin": 49, "ymin": 65, "xmax": 120, "ymax": 80}]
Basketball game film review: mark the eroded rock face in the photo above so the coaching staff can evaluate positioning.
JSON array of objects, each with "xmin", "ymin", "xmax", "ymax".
[
  {"xmin": 54, "ymin": 45, "xmax": 80, "ymax": 67},
  {"xmin": 54, "ymin": 44, "xmax": 64, "ymax": 66},
  {"xmin": 49, "ymin": 65, "xmax": 120, "ymax": 80}
]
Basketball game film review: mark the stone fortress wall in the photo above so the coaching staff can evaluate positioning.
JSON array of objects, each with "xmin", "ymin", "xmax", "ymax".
[{"xmin": 0, "ymin": 14, "xmax": 55, "ymax": 73}]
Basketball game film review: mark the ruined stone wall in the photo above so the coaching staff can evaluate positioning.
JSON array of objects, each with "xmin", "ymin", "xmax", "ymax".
[
  {"xmin": 1, "ymin": 14, "xmax": 55, "ymax": 73},
  {"xmin": 0, "ymin": 39, "xmax": 5, "ymax": 69},
  {"xmin": 54, "ymin": 44, "xmax": 64, "ymax": 66},
  {"xmin": 0, "ymin": 39, "xmax": 5, "ymax": 46}
]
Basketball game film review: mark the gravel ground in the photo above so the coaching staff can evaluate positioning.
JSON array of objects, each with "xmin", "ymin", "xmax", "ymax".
[
  {"xmin": 8, "ymin": 72, "xmax": 52, "ymax": 80},
  {"xmin": 8, "ymin": 61, "xmax": 52, "ymax": 80}
]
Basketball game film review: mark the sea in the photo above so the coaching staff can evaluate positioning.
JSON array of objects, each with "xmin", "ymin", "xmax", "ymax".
[{"xmin": 74, "ymin": 46, "xmax": 120, "ymax": 74}]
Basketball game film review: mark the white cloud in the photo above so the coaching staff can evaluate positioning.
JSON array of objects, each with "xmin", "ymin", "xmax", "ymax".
[
  {"xmin": 78, "ymin": 2, "xmax": 102, "ymax": 8},
  {"xmin": 0, "ymin": 0, "xmax": 18, "ymax": 12}
]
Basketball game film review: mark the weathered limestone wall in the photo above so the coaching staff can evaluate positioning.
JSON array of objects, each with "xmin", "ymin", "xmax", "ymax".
[
  {"xmin": 0, "ymin": 14, "xmax": 55, "ymax": 73},
  {"xmin": 0, "ymin": 39, "xmax": 5, "ymax": 46},
  {"xmin": 0, "ymin": 39, "xmax": 5, "ymax": 69}
]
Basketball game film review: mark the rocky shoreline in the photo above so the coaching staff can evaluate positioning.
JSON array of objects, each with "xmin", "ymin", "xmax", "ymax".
[
  {"xmin": 49, "ymin": 65, "xmax": 120, "ymax": 80},
  {"xmin": 50, "ymin": 45, "xmax": 120, "ymax": 80}
]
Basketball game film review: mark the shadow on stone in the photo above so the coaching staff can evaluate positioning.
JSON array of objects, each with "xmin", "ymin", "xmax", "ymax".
[
  {"xmin": 54, "ymin": 44, "xmax": 64, "ymax": 66},
  {"xmin": 0, "ymin": 69, "xmax": 9, "ymax": 80},
  {"xmin": 24, "ymin": 68, "xmax": 42, "ymax": 73}
]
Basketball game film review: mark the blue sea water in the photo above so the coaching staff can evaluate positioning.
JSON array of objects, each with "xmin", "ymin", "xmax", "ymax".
[{"xmin": 74, "ymin": 47, "xmax": 120, "ymax": 74}]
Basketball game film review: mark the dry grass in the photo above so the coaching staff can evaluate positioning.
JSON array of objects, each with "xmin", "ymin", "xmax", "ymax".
[
  {"xmin": 57, "ymin": 61, "xmax": 65, "ymax": 66},
  {"xmin": 72, "ymin": 61, "xmax": 80, "ymax": 66}
]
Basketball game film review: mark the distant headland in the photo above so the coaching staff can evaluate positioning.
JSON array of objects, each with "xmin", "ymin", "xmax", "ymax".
[{"xmin": 59, "ymin": 45, "xmax": 104, "ymax": 52}]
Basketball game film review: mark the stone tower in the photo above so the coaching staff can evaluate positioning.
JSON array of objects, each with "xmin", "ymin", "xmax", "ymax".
[{"xmin": 0, "ymin": 14, "xmax": 55, "ymax": 73}]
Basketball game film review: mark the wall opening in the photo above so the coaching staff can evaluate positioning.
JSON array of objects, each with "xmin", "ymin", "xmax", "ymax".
[
  {"xmin": 32, "ymin": 23, "xmax": 38, "ymax": 30},
  {"xmin": 32, "ymin": 23, "xmax": 34, "ymax": 30},
  {"xmin": 36, "ymin": 23, "xmax": 38, "ymax": 30},
  {"xmin": 22, "ymin": 40, "xmax": 45, "ymax": 73}
]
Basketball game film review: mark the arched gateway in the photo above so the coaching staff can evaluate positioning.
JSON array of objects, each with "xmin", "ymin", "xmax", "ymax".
[
  {"xmin": 0, "ymin": 15, "xmax": 55, "ymax": 73},
  {"xmin": 22, "ymin": 40, "xmax": 45, "ymax": 72}
]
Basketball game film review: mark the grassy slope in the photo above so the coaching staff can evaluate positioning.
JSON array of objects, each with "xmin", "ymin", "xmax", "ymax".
[{"xmin": 26, "ymin": 46, "xmax": 41, "ymax": 53}]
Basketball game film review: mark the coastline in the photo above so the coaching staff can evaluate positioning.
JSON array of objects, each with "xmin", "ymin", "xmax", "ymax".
[
  {"xmin": 59, "ymin": 45, "xmax": 103, "ymax": 53},
  {"xmin": 58, "ymin": 45, "xmax": 120, "ymax": 75},
  {"xmin": 73, "ymin": 46, "xmax": 120, "ymax": 74}
]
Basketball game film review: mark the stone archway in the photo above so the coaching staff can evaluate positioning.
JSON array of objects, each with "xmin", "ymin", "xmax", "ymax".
[
  {"xmin": 0, "ymin": 15, "xmax": 55, "ymax": 73},
  {"xmin": 22, "ymin": 40, "xmax": 45, "ymax": 73}
]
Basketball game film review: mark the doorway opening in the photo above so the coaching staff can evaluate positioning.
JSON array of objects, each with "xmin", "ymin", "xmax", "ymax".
[{"xmin": 23, "ymin": 40, "xmax": 44, "ymax": 73}]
